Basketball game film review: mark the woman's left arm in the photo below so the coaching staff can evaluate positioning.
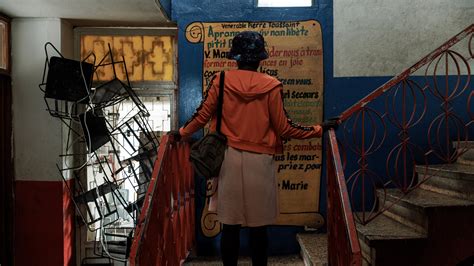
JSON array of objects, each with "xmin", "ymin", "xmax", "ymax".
[{"xmin": 179, "ymin": 75, "xmax": 220, "ymax": 138}]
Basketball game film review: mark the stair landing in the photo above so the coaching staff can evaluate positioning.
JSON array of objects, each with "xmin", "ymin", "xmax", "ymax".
[{"xmin": 183, "ymin": 233, "xmax": 328, "ymax": 266}]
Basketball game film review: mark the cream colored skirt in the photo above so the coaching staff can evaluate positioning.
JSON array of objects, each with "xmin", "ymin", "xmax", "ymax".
[{"xmin": 210, "ymin": 146, "xmax": 278, "ymax": 227}]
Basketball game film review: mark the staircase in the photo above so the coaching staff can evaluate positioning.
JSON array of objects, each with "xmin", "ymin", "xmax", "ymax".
[
  {"xmin": 355, "ymin": 141, "xmax": 474, "ymax": 265},
  {"xmin": 325, "ymin": 24, "xmax": 473, "ymax": 266},
  {"xmin": 300, "ymin": 142, "xmax": 474, "ymax": 266}
]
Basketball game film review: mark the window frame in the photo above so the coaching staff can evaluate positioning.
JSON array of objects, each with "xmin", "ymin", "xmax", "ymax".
[
  {"xmin": 74, "ymin": 27, "xmax": 177, "ymax": 87},
  {"xmin": 73, "ymin": 27, "xmax": 178, "ymax": 129},
  {"xmin": 0, "ymin": 14, "xmax": 11, "ymax": 75}
]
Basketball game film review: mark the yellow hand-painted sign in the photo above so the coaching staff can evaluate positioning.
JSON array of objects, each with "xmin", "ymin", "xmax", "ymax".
[{"xmin": 186, "ymin": 20, "xmax": 324, "ymax": 237}]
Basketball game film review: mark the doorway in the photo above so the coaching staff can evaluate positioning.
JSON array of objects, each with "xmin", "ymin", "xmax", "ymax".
[{"xmin": 73, "ymin": 27, "xmax": 177, "ymax": 265}]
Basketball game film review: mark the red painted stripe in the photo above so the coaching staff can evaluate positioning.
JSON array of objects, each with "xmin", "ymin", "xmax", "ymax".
[
  {"xmin": 15, "ymin": 180, "xmax": 74, "ymax": 266},
  {"xmin": 63, "ymin": 180, "xmax": 75, "ymax": 266},
  {"xmin": 1, "ymin": 73, "xmax": 13, "ymax": 266}
]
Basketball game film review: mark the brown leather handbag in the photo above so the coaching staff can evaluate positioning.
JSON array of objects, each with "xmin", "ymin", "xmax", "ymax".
[{"xmin": 190, "ymin": 71, "xmax": 227, "ymax": 179}]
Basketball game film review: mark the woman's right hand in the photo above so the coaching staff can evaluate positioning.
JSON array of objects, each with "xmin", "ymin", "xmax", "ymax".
[
  {"xmin": 167, "ymin": 130, "xmax": 182, "ymax": 142},
  {"xmin": 320, "ymin": 117, "xmax": 340, "ymax": 130}
]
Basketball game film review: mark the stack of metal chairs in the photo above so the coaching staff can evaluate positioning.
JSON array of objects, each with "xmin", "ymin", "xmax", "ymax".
[{"xmin": 39, "ymin": 42, "xmax": 160, "ymax": 262}]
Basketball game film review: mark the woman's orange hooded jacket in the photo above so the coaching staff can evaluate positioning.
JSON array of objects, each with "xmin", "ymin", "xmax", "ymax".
[{"xmin": 179, "ymin": 69, "xmax": 322, "ymax": 155}]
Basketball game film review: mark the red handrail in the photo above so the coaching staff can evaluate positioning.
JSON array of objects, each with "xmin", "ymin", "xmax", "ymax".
[
  {"xmin": 331, "ymin": 23, "xmax": 473, "ymax": 225},
  {"xmin": 129, "ymin": 135, "xmax": 195, "ymax": 266},
  {"xmin": 327, "ymin": 24, "xmax": 474, "ymax": 265},
  {"xmin": 340, "ymin": 24, "xmax": 473, "ymax": 122},
  {"xmin": 327, "ymin": 23, "xmax": 472, "ymax": 265},
  {"xmin": 327, "ymin": 129, "xmax": 362, "ymax": 266}
]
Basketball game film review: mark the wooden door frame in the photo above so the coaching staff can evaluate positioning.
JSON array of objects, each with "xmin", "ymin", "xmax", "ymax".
[{"xmin": 0, "ymin": 13, "xmax": 13, "ymax": 266}]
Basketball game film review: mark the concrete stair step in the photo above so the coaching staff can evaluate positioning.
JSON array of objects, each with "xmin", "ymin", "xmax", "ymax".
[
  {"xmin": 296, "ymin": 233, "xmax": 327, "ymax": 266},
  {"xmin": 183, "ymin": 255, "xmax": 305, "ymax": 265},
  {"xmin": 453, "ymin": 140, "xmax": 474, "ymax": 149},
  {"xmin": 377, "ymin": 188, "xmax": 474, "ymax": 234},
  {"xmin": 453, "ymin": 141, "xmax": 474, "ymax": 165},
  {"xmin": 416, "ymin": 163, "xmax": 474, "ymax": 201},
  {"xmin": 355, "ymin": 213, "xmax": 426, "ymax": 266},
  {"xmin": 416, "ymin": 163, "xmax": 474, "ymax": 181},
  {"xmin": 457, "ymin": 155, "xmax": 474, "ymax": 166},
  {"xmin": 453, "ymin": 141, "xmax": 474, "ymax": 149}
]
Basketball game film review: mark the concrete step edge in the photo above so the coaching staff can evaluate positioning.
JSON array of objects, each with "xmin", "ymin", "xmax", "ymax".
[
  {"xmin": 355, "ymin": 212, "xmax": 426, "ymax": 246},
  {"xmin": 457, "ymin": 149, "xmax": 474, "ymax": 165},
  {"xmin": 420, "ymin": 175, "xmax": 474, "ymax": 201},
  {"xmin": 457, "ymin": 157, "xmax": 474, "ymax": 166},
  {"xmin": 452, "ymin": 141, "xmax": 474, "ymax": 149},
  {"xmin": 377, "ymin": 188, "xmax": 474, "ymax": 234},
  {"xmin": 376, "ymin": 189, "xmax": 429, "ymax": 234},
  {"xmin": 355, "ymin": 212, "xmax": 426, "ymax": 265},
  {"xmin": 378, "ymin": 188, "xmax": 474, "ymax": 209},
  {"xmin": 296, "ymin": 233, "xmax": 328, "ymax": 266},
  {"xmin": 415, "ymin": 164, "xmax": 474, "ymax": 181},
  {"xmin": 381, "ymin": 208, "xmax": 427, "ymax": 235}
]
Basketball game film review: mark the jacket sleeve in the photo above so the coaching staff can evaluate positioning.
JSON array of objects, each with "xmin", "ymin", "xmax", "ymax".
[
  {"xmin": 269, "ymin": 86, "xmax": 322, "ymax": 139},
  {"xmin": 179, "ymin": 75, "xmax": 219, "ymax": 138}
]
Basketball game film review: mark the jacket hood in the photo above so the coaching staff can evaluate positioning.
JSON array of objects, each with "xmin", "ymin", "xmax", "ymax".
[{"xmin": 216, "ymin": 69, "xmax": 281, "ymax": 101}]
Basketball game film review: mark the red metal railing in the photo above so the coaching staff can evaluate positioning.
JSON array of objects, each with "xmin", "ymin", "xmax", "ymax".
[
  {"xmin": 331, "ymin": 24, "xmax": 473, "ymax": 224},
  {"xmin": 327, "ymin": 129, "xmax": 361, "ymax": 266},
  {"xmin": 129, "ymin": 135, "xmax": 195, "ymax": 266},
  {"xmin": 327, "ymin": 23, "xmax": 472, "ymax": 263}
]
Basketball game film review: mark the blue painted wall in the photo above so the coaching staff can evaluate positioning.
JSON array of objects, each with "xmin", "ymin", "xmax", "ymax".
[{"xmin": 158, "ymin": 0, "xmax": 172, "ymax": 20}]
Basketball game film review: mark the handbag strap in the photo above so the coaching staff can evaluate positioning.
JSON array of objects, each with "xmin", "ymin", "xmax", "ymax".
[{"xmin": 216, "ymin": 71, "xmax": 225, "ymax": 133}]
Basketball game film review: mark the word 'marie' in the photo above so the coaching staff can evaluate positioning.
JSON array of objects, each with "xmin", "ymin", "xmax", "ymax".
[{"xmin": 279, "ymin": 180, "xmax": 309, "ymax": 190}]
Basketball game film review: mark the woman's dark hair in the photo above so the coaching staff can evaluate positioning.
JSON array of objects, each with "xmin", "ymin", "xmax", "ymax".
[
  {"xmin": 237, "ymin": 61, "xmax": 260, "ymax": 71},
  {"xmin": 228, "ymin": 31, "xmax": 269, "ymax": 63}
]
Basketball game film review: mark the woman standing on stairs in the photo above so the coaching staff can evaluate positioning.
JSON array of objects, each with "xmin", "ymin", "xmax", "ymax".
[{"xmin": 171, "ymin": 31, "xmax": 338, "ymax": 266}]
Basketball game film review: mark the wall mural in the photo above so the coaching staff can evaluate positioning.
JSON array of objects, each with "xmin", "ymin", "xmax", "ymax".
[{"xmin": 185, "ymin": 20, "xmax": 325, "ymax": 237}]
